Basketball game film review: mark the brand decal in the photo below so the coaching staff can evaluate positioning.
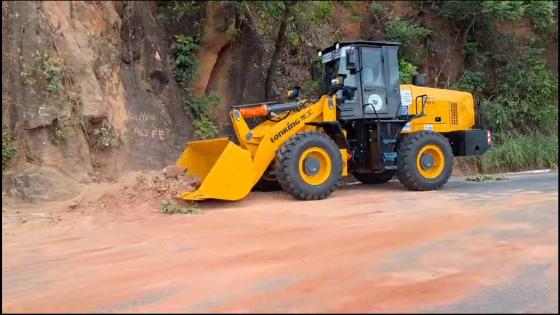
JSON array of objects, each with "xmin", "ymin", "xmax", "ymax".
[
  {"xmin": 270, "ymin": 109, "xmax": 313, "ymax": 143},
  {"xmin": 368, "ymin": 94, "xmax": 383, "ymax": 111}
]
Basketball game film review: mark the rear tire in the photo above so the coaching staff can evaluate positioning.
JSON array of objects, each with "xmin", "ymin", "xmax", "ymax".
[
  {"xmin": 397, "ymin": 131, "xmax": 453, "ymax": 191},
  {"xmin": 353, "ymin": 171, "xmax": 394, "ymax": 184},
  {"xmin": 275, "ymin": 132, "xmax": 342, "ymax": 200}
]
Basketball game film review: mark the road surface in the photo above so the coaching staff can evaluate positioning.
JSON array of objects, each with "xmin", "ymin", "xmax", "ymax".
[{"xmin": 2, "ymin": 172, "xmax": 558, "ymax": 313}]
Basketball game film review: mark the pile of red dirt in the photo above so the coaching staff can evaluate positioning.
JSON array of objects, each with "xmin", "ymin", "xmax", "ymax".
[{"xmin": 131, "ymin": 166, "xmax": 201, "ymax": 201}]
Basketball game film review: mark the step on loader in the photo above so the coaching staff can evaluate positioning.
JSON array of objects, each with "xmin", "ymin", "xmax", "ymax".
[{"xmin": 176, "ymin": 41, "xmax": 491, "ymax": 201}]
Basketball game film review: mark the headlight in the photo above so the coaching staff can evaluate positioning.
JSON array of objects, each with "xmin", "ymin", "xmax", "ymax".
[
  {"xmin": 317, "ymin": 50, "xmax": 322, "ymax": 57},
  {"xmin": 335, "ymin": 42, "xmax": 340, "ymax": 50}
]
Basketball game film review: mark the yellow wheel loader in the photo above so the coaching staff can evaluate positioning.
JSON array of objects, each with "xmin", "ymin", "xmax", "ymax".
[{"xmin": 176, "ymin": 41, "xmax": 491, "ymax": 201}]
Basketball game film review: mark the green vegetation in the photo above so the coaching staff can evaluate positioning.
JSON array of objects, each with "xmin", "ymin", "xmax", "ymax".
[
  {"xmin": 339, "ymin": 1, "xmax": 357, "ymax": 9},
  {"xmin": 183, "ymin": 91, "xmax": 221, "ymax": 139},
  {"xmin": 159, "ymin": 0, "xmax": 557, "ymax": 174},
  {"xmin": 170, "ymin": 34, "xmax": 220, "ymax": 139},
  {"xmin": 348, "ymin": 14, "xmax": 362, "ymax": 22},
  {"xmin": 482, "ymin": 44, "xmax": 557, "ymax": 133},
  {"xmin": 193, "ymin": 116, "xmax": 220, "ymax": 140},
  {"xmin": 20, "ymin": 51, "xmax": 71, "ymax": 92},
  {"xmin": 94, "ymin": 125, "xmax": 120, "ymax": 150},
  {"xmin": 161, "ymin": 199, "xmax": 202, "ymax": 215},
  {"xmin": 158, "ymin": 1, "xmax": 200, "ymax": 22},
  {"xmin": 310, "ymin": 1, "xmax": 334, "ymax": 22},
  {"xmin": 433, "ymin": 1, "xmax": 558, "ymax": 173},
  {"xmin": 170, "ymin": 34, "xmax": 200, "ymax": 92},
  {"xmin": 453, "ymin": 70, "xmax": 486, "ymax": 99},
  {"xmin": 479, "ymin": 133, "xmax": 558, "ymax": 173},
  {"xmin": 369, "ymin": 2, "xmax": 389, "ymax": 17},
  {"xmin": 439, "ymin": 0, "xmax": 557, "ymax": 30},
  {"xmin": 385, "ymin": 18, "xmax": 433, "ymax": 64},
  {"xmin": 53, "ymin": 125, "xmax": 71, "ymax": 145},
  {"xmin": 2, "ymin": 131, "xmax": 16, "ymax": 170},
  {"xmin": 398, "ymin": 59, "xmax": 418, "ymax": 84}
]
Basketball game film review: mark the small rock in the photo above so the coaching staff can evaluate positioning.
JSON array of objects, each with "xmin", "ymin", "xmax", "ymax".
[
  {"xmin": 162, "ymin": 165, "xmax": 187, "ymax": 179},
  {"xmin": 69, "ymin": 200, "xmax": 79, "ymax": 209}
]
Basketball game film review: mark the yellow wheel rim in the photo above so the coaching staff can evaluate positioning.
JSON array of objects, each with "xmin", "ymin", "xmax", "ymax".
[
  {"xmin": 298, "ymin": 147, "xmax": 332, "ymax": 185},
  {"xmin": 416, "ymin": 144, "xmax": 445, "ymax": 179}
]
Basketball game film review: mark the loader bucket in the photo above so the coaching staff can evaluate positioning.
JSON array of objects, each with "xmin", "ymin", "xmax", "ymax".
[{"xmin": 175, "ymin": 137, "xmax": 256, "ymax": 201}]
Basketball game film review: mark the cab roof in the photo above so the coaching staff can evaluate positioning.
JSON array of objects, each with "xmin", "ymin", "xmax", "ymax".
[{"xmin": 320, "ymin": 40, "xmax": 401, "ymax": 54}]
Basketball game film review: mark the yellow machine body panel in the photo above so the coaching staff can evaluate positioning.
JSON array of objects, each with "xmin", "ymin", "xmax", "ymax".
[
  {"xmin": 398, "ymin": 84, "xmax": 475, "ymax": 134},
  {"xmin": 175, "ymin": 95, "xmax": 342, "ymax": 201}
]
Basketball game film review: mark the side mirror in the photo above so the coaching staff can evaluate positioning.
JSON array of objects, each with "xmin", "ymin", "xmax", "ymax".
[
  {"xmin": 346, "ymin": 47, "xmax": 358, "ymax": 73},
  {"xmin": 330, "ymin": 74, "xmax": 346, "ymax": 86},
  {"xmin": 287, "ymin": 86, "xmax": 300, "ymax": 100},
  {"xmin": 329, "ymin": 74, "xmax": 346, "ymax": 96}
]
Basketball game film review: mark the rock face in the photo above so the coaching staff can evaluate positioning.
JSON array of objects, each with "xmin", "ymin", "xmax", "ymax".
[
  {"xmin": 1, "ymin": 1, "xmax": 266, "ymax": 202},
  {"xmin": 11, "ymin": 166, "xmax": 80, "ymax": 202}
]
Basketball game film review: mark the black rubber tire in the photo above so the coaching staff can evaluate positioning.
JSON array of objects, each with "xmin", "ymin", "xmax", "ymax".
[
  {"xmin": 353, "ymin": 171, "xmax": 395, "ymax": 184},
  {"xmin": 396, "ymin": 131, "xmax": 454, "ymax": 191},
  {"xmin": 253, "ymin": 177, "xmax": 281, "ymax": 191},
  {"xmin": 275, "ymin": 132, "xmax": 343, "ymax": 200}
]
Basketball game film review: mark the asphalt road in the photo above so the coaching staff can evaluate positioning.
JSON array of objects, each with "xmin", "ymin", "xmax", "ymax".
[{"xmin": 2, "ymin": 172, "xmax": 558, "ymax": 313}]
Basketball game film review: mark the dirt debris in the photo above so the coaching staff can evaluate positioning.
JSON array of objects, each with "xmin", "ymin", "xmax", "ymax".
[{"xmin": 133, "ymin": 165, "xmax": 201, "ymax": 201}]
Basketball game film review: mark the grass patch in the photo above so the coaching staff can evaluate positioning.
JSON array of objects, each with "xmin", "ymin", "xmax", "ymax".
[
  {"xmin": 161, "ymin": 199, "xmax": 202, "ymax": 215},
  {"xmin": 2, "ymin": 131, "xmax": 16, "ymax": 170},
  {"xmin": 479, "ymin": 133, "xmax": 558, "ymax": 173}
]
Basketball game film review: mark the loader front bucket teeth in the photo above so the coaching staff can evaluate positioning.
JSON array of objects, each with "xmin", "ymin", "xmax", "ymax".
[{"xmin": 175, "ymin": 138, "xmax": 255, "ymax": 201}]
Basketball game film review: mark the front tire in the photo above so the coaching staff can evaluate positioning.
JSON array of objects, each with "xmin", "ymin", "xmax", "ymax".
[
  {"xmin": 275, "ymin": 132, "xmax": 342, "ymax": 200},
  {"xmin": 397, "ymin": 131, "xmax": 454, "ymax": 191}
]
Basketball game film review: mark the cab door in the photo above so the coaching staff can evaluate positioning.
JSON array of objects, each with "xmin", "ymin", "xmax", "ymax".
[{"xmin": 360, "ymin": 47, "xmax": 387, "ymax": 118}]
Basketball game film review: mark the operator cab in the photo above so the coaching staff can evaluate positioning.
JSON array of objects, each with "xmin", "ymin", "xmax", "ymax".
[{"xmin": 318, "ymin": 41, "xmax": 402, "ymax": 121}]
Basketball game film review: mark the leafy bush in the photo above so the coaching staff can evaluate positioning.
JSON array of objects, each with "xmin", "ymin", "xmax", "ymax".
[
  {"xmin": 385, "ymin": 18, "xmax": 433, "ymax": 63},
  {"xmin": 169, "ymin": 1, "xmax": 199, "ymax": 21},
  {"xmin": 439, "ymin": 1, "xmax": 557, "ymax": 37},
  {"xmin": 193, "ymin": 115, "xmax": 220, "ymax": 140},
  {"xmin": 370, "ymin": 2, "xmax": 389, "ymax": 17},
  {"xmin": 398, "ymin": 59, "xmax": 418, "ymax": 84},
  {"xmin": 184, "ymin": 91, "xmax": 221, "ymax": 139},
  {"xmin": 303, "ymin": 77, "xmax": 323, "ymax": 95},
  {"xmin": 2, "ymin": 131, "xmax": 16, "ymax": 170},
  {"xmin": 385, "ymin": 18, "xmax": 433, "ymax": 45},
  {"xmin": 170, "ymin": 33, "xmax": 221, "ymax": 139},
  {"xmin": 454, "ymin": 71, "xmax": 486, "ymax": 95},
  {"xmin": 462, "ymin": 42, "xmax": 491, "ymax": 68},
  {"xmin": 481, "ymin": 43, "xmax": 558, "ymax": 134},
  {"xmin": 479, "ymin": 133, "xmax": 558, "ymax": 173},
  {"xmin": 20, "ymin": 51, "xmax": 70, "ymax": 92},
  {"xmin": 524, "ymin": 0, "xmax": 557, "ymax": 29},
  {"xmin": 94, "ymin": 125, "xmax": 120, "ymax": 150},
  {"xmin": 170, "ymin": 35, "xmax": 200, "ymax": 91},
  {"xmin": 310, "ymin": 1, "xmax": 334, "ymax": 22}
]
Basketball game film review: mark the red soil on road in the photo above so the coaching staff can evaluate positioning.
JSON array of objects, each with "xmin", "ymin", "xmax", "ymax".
[{"xmin": 2, "ymin": 175, "xmax": 558, "ymax": 313}]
